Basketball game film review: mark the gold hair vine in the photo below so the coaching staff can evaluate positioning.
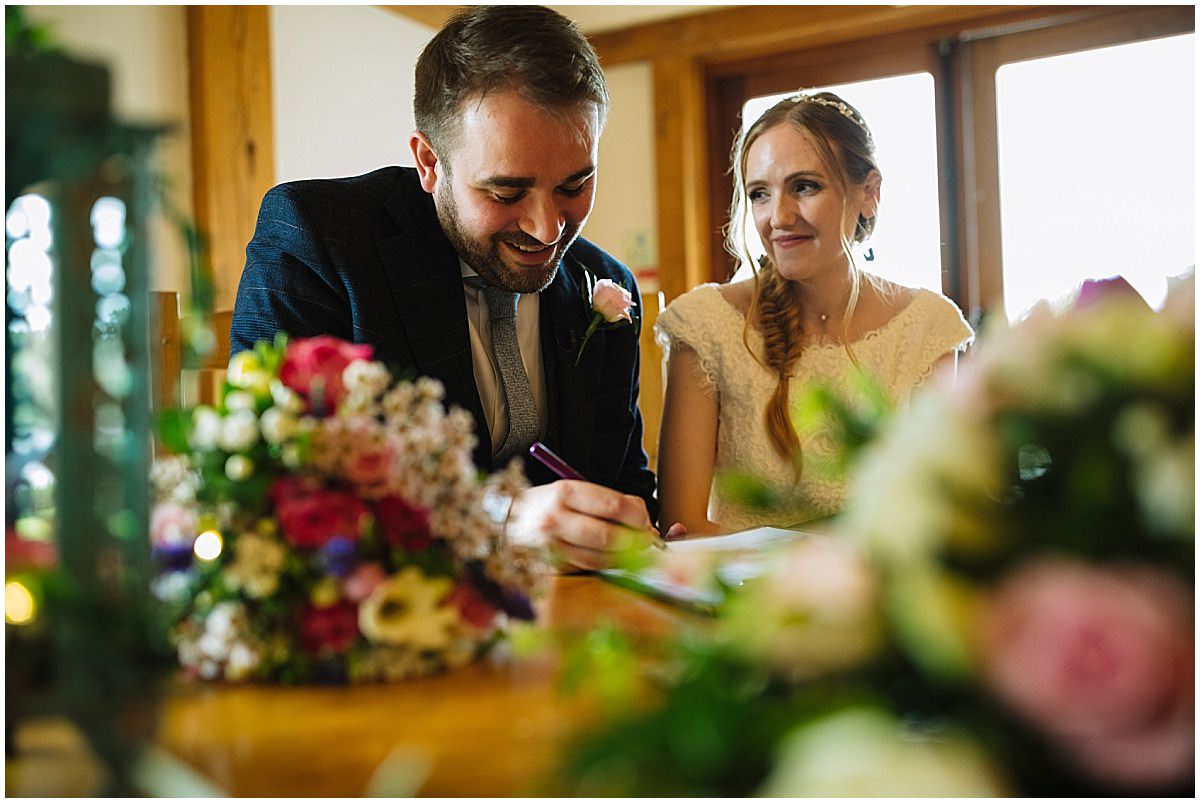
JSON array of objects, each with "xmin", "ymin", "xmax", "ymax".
[{"xmin": 788, "ymin": 94, "xmax": 870, "ymax": 135}]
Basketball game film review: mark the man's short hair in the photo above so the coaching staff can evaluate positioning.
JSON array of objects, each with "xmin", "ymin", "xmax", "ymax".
[{"xmin": 414, "ymin": 5, "xmax": 609, "ymax": 155}]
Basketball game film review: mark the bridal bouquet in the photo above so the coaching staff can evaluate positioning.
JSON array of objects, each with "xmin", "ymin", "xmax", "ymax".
[
  {"xmin": 556, "ymin": 275, "xmax": 1194, "ymax": 795},
  {"xmin": 152, "ymin": 336, "xmax": 547, "ymax": 683}
]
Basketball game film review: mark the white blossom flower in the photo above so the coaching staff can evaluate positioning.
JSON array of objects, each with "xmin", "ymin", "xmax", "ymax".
[
  {"xmin": 217, "ymin": 409, "xmax": 260, "ymax": 452},
  {"xmin": 189, "ymin": 406, "xmax": 222, "ymax": 451},
  {"xmin": 224, "ymin": 454, "xmax": 254, "ymax": 481},
  {"xmin": 281, "ymin": 442, "xmax": 303, "ymax": 470},
  {"xmin": 176, "ymin": 601, "xmax": 262, "ymax": 682},
  {"xmin": 270, "ymin": 379, "xmax": 306, "ymax": 414},
  {"xmin": 224, "ymin": 390, "xmax": 256, "ymax": 412},
  {"xmin": 225, "ymin": 641, "xmax": 261, "ymax": 680},
  {"xmin": 342, "ymin": 359, "xmax": 391, "ymax": 400},
  {"xmin": 259, "ymin": 406, "xmax": 299, "ymax": 445},
  {"xmin": 760, "ymin": 707, "xmax": 1008, "ymax": 797},
  {"xmin": 225, "ymin": 531, "xmax": 288, "ymax": 598}
]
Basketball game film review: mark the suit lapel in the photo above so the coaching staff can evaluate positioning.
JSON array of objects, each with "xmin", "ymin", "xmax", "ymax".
[
  {"xmin": 539, "ymin": 254, "xmax": 603, "ymax": 477},
  {"xmin": 376, "ymin": 174, "xmax": 491, "ymax": 470}
]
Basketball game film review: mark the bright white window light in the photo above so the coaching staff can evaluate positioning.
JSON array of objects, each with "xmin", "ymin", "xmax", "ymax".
[{"xmin": 997, "ymin": 34, "xmax": 1194, "ymax": 319}]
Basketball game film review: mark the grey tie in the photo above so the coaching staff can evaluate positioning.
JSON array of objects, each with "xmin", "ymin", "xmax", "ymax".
[{"xmin": 471, "ymin": 279, "xmax": 540, "ymax": 464}]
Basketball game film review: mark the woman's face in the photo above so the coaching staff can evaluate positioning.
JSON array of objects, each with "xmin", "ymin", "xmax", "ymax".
[{"xmin": 744, "ymin": 123, "xmax": 877, "ymax": 285}]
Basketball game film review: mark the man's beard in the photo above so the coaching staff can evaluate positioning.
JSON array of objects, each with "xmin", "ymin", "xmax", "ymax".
[{"xmin": 435, "ymin": 185, "xmax": 579, "ymax": 294}]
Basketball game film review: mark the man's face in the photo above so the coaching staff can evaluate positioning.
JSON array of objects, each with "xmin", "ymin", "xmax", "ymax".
[{"xmin": 420, "ymin": 90, "xmax": 600, "ymax": 294}]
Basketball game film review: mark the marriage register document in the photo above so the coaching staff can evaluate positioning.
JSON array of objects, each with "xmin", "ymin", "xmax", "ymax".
[{"xmin": 599, "ymin": 526, "xmax": 813, "ymax": 614}]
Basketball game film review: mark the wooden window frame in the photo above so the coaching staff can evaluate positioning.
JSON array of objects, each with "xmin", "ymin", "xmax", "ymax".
[{"xmin": 955, "ymin": 5, "xmax": 1193, "ymax": 318}]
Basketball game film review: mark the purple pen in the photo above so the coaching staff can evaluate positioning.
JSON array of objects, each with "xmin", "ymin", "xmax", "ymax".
[
  {"xmin": 528, "ymin": 441, "xmax": 585, "ymax": 480},
  {"xmin": 528, "ymin": 441, "xmax": 666, "ymax": 550}
]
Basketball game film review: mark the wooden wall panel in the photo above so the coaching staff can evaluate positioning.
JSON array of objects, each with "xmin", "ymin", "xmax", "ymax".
[
  {"xmin": 652, "ymin": 55, "xmax": 710, "ymax": 303},
  {"xmin": 186, "ymin": 6, "xmax": 275, "ymax": 312}
]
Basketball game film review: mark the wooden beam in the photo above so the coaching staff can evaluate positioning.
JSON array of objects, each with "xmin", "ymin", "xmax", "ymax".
[
  {"xmin": 591, "ymin": 5, "xmax": 1046, "ymax": 67},
  {"xmin": 653, "ymin": 55, "xmax": 710, "ymax": 304},
  {"xmin": 186, "ymin": 6, "xmax": 275, "ymax": 312},
  {"xmin": 380, "ymin": 5, "xmax": 459, "ymax": 30}
]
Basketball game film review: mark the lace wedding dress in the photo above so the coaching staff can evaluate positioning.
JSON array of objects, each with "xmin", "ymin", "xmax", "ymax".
[{"xmin": 655, "ymin": 281, "xmax": 974, "ymax": 531}]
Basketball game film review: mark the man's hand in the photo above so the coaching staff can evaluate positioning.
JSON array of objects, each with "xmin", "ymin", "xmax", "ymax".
[{"xmin": 505, "ymin": 480, "xmax": 659, "ymax": 571}]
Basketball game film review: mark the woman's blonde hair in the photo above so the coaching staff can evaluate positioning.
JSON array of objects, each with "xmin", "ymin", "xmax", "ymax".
[{"xmin": 724, "ymin": 91, "xmax": 880, "ymax": 466}]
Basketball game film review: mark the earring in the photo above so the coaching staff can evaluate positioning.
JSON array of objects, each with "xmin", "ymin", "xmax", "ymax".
[{"xmin": 864, "ymin": 248, "xmax": 875, "ymax": 262}]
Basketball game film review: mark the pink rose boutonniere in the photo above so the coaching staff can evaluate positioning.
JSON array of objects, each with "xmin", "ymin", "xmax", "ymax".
[{"xmin": 576, "ymin": 272, "xmax": 636, "ymax": 366}]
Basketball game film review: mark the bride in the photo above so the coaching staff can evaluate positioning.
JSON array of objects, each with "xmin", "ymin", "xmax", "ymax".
[{"xmin": 655, "ymin": 91, "xmax": 973, "ymax": 535}]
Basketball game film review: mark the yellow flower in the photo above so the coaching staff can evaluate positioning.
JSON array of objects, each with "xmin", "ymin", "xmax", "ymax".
[
  {"xmin": 358, "ymin": 567, "xmax": 457, "ymax": 651},
  {"xmin": 227, "ymin": 350, "xmax": 271, "ymax": 396}
]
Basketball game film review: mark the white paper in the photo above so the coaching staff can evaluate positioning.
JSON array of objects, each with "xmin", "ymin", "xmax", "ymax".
[{"xmin": 663, "ymin": 526, "xmax": 810, "ymax": 553}]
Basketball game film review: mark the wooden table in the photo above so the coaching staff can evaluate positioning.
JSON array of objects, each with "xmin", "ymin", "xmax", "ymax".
[{"xmin": 7, "ymin": 575, "xmax": 700, "ymax": 796}]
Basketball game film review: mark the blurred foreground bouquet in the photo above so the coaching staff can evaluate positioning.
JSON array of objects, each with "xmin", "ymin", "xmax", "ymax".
[
  {"xmin": 152, "ymin": 336, "xmax": 547, "ymax": 683},
  {"xmin": 558, "ymin": 274, "xmax": 1194, "ymax": 795}
]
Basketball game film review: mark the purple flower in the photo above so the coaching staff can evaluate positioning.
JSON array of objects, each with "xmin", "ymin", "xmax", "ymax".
[
  {"xmin": 318, "ymin": 536, "xmax": 358, "ymax": 578},
  {"xmin": 154, "ymin": 541, "xmax": 195, "ymax": 572},
  {"xmin": 1075, "ymin": 276, "xmax": 1149, "ymax": 311}
]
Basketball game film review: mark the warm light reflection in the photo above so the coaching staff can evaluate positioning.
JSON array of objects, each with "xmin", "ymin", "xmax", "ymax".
[
  {"xmin": 194, "ymin": 530, "xmax": 224, "ymax": 561},
  {"xmin": 5, "ymin": 580, "xmax": 37, "ymax": 625}
]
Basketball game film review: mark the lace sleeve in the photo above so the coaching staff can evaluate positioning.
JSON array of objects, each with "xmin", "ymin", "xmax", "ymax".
[
  {"xmin": 888, "ymin": 291, "xmax": 979, "ymax": 391},
  {"xmin": 907, "ymin": 291, "xmax": 975, "ymax": 387},
  {"xmin": 653, "ymin": 285, "xmax": 729, "ymax": 395}
]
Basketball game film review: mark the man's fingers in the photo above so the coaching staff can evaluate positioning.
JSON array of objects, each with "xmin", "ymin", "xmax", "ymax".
[
  {"xmin": 551, "ymin": 540, "xmax": 614, "ymax": 572},
  {"xmin": 555, "ymin": 480, "xmax": 652, "ymax": 529}
]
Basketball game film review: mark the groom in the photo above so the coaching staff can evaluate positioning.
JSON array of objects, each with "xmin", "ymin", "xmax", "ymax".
[{"xmin": 230, "ymin": 6, "xmax": 662, "ymax": 569}]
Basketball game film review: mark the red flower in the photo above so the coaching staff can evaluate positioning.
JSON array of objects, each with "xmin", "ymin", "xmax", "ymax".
[
  {"xmin": 278, "ymin": 336, "xmax": 373, "ymax": 415},
  {"xmin": 269, "ymin": 474, "xmax": 324, "ymax": 508},
  {"xmin": 447, "ymin": 582, "xmax": 498, "ymax": 631},
  {"xmin": 299, "ymin": 602, "xmax": 359, "ymax": 654},
  {"xmin": 374, "ymin": 495, "xmax": 433, "ymax": 551},
  {"xmin": 277, "ymin": 491, "xmax": 368, "ymax": 549}
]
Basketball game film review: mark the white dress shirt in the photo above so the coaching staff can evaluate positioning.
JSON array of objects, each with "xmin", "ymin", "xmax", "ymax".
[{"xmin": 460, "ymin": 260, "xmax": 547, "ymax": 454}]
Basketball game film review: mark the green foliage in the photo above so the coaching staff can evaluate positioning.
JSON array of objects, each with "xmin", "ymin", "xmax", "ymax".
[{"xmin": 6, "ymin": 7, "xmax": 59, "ymax": 56}]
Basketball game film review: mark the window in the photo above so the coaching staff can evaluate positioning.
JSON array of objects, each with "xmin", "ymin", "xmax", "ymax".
[{"xmin": 995, "ymin": 33, "xmax": 1194, "ymax": 318}]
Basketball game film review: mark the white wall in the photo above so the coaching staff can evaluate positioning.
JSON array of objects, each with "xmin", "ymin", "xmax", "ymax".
[
  {"xmin": 23, "ymin": 5, "xmax": 193, "ymax": 294},
  {"xmin": 588, "ymin": 62, "xmax": 660, "ymax": 292},
  {"xmin": 270, "ymin": 6, "xmax": 434, "ymax": 183}
]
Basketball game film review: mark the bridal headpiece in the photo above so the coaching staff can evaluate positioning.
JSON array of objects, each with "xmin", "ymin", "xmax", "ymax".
[{"xmin": 786, "ymin": 93, "xmax": 871, "ymax": 136}]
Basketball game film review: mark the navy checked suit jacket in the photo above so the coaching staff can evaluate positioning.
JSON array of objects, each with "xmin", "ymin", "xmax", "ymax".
[{"xmin": 231, "ymin": 166, "xmax": 658, "ymax": 519}]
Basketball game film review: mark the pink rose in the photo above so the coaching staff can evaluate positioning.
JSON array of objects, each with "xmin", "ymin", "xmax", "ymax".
[
  {"xmin": 373, "ymin": 495, "xmax": 433, "ymax": 551},
  {"xmin": 447, "ymin": 582, "xmax": 498, "ymax": 631},
  {"xmin": 276, "ymin": 490, "xmax": 368, "ymax": 549},
  {"xmin": 278, "ymin": 336, "xmax": 373, "ymax": 415},
  {"xmin": 980, "ymin": 557, "xmax": 1194, "ymax": 788},
  {"xmin": 149, "ymin": 501, "xmax": 197, "ymax": 547},
  {"xmin": 592, "ymin": 278, "xmax": 634, "ymax": 324},
  {"xmin": 342, "ymin": 562, "xmax": 387, "ymax": 603},
  {"xmin": 299, "ymin": 602, "xmax": 359, "ymax": 654},
  {"xmin": 343, "ymin": 437, "xmax": 394, "ymax": 492}
]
